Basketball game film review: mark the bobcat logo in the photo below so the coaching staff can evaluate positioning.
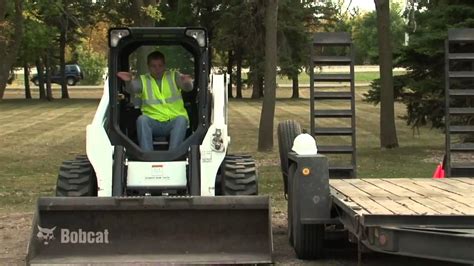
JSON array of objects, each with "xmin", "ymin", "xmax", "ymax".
[{"xmin": 37, "ymin": 226, "xmax": 56, "ymax": 245}]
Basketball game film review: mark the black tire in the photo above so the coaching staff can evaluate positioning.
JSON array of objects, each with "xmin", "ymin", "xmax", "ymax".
[
  {"xmin": 291, "ymin": 159, "xmax": 324, "ymax": 259},
  {"xmin": 112, "ymin": 145, "xmax": 126, "ymax": 196},
  {"xmin": 293, "ymin": 220, "xmax": 325, "ymax": 259},
  {"xmin": 67, "ymin": 77, "xmax": 76, "ymax": 86},
  {"xmin": 220, "ymin": 155, "xmax": 258, "ymax": 195},
  {"xmin": 32, "ymin": 78, "xmax": 39, "ymax": 86},
  {"xmin": 277, "ymin": 120, "xmax": 302, "ymax": 196},
  {"xmin": 56, "ymin": 155, "xmax": 97, "ymax": 196}
]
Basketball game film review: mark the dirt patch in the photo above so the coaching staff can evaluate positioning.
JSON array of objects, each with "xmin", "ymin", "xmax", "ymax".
[
  {"xmin": 423, "ymin": 150, "xmax": 445, "ymax": 164},
  {"xmin": 257, "ymin": 157, "xmax": 280, "ymax": 167},
  {"xmin": 0, "ymin": 212, "xmax": 32, "ymax": 265},
  {"xmin": 423, "ymin": 149, "xmax": 474, "ymax": 164}
]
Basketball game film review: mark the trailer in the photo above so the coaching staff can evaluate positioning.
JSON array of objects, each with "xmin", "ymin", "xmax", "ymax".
[
  {"xmin": 282, "ymin": 150, "xmax": 474, "ymax": 264},
  {"xmin": 278, "ymin": 29, "xmax": 474, "ymax": 264}
]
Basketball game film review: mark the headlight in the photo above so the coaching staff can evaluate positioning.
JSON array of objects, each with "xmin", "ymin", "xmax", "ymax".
[
  {"xmin": 109, "ymin": 29, "xmax": 130, "ymax": 47},
  {"xmin": 185, "ymin": 29, "xmax": 207, "ymax": 47}
]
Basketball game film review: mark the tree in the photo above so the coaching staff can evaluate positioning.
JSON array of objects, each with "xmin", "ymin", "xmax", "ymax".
[
  {"xmin": 248, "ymin": 0, "xmax": 266, "ymax": 99},
  {"xmin": 213, "ymin": 1, "xmax": 243, "ymax": 98},
  {"xmin": 132, "ymin": 0, "xmax": 162, "ymax": 74},
  {"xmin": 0, "ymin": 0, "xmax": 24, "ymax": 100},
  {"xmin": 277, "ymin": 0, "xmax": 315, "ymax": 99},
  {"xmin": 18, "ymin": 1, "xmax": 58, "ymax": 99},
  {"xmin": 57, "ymin": 0, "xmax": 92, "ymax": 99},
  {"xmin": 352, "ymin": 3, "xmax": 405, "ymax": 64},
  {"xmin": 375, "ymin": 0, "xmax": 398, "ymax": 148},
  {"xmin": 365, "ymin": 1, "xmax": 474, "ymax": 130},
  {"xmin": 213, "ymin": 0, "xmax": 252, "ymax": 99},
  {"xmin": 258, "ymin": 0, "xmax": 278, "ymax": 151}
]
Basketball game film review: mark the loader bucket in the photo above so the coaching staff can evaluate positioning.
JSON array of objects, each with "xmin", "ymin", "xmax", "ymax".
[{"xmin": 26, "ymin": 196, "xmax": 272, "ymax": 265}]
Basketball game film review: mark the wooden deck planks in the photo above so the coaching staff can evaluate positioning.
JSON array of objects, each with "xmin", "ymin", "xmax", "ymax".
[
  {"xmin": 392, "ymin": 178, "xmax": 472, "ymax": 205},
  {"xmin": 393, "ymin": 198, "xmax": 440, "ymax": 215},
  {"xmin": 422, "ymin": 179, "xmax": 471, "ymax": 195},
  {"xmin": 393, "ymin": 179, "xmax": 461, "ymax": 197},
  {"xmin": 410, "ymin": 179, "xmax": 473, "ymax": 207},
  {"xmin": 349, "ymin": 197, "xmax": 394, "ymax": 215},
  {"xmin": 329, "ymin": 178, "xmax": 473, "ymax": 216},
  {"xmin": 329, "ymin": 180, "xmax": 372, "ymax": 198},
  {"xmin": 345, "ymin": 178, "xmax": 440, "ymax": 214},
  {"xmin": 410, "ymin": 197, "xmax": 461, "ymax": 215},
  {"xmin": 363, "ymin": 197, "xmax": 417, "ymax": 215},
  {"xmin": 436, "ymin": 177, "xmax": 473, "ymax": 189},
  {"xmin": 383, "ymin": 179, "xmax": 468, "ymax": 215},
  {"xmin": 330, "ymin": 189, "xmax": 370, "ymax": 216},
  {"xmin": 449, "ymin": 177, "xmax": 473, "ymax": 185},
  {"xmin": 429, "ymin": 197, "xmax": 474, "ymax": 215},
  {"xmin": 361, "ymin": 178, "xmax": 420, "ymax": 197},
  {"xmin": 337, "ymin": 179, "xmax": 397, "ymax": 197}
]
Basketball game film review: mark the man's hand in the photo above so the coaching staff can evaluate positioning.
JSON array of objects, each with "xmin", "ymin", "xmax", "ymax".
[
  {"xmin": 117, "ymin": 72, "xmax": 133, "ymax": 81},
  {"xmin": 180, "ymin": 74, "xmax": 193, "ymax": 84}
]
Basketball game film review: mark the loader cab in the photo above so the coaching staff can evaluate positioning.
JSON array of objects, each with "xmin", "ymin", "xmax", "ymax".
[{"xmin": 107, "ymin": 27, "xmax": 211, "ymax": 162}]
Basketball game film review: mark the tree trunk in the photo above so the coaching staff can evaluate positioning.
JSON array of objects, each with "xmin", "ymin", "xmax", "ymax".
[
  {"xmin": 236, "ymin": 49, "xmax": 243, "ymax": 99},
  {"xmin": 59, "ymin": 17, "xmax": 69, "ymax": 99},
  {"xmin": 36, "ymin": 58, "xmax": 46, "ymax": 99},
  {"xmin": 24, "ymin": 63, "xmax": 31, "ymax": 99},
  {"xmin": 258, "ymin": 75, "xmax": 264, "ymax": 98},
  {"xmin": 227, "ymin": 50, "xmax": 233, "ymax": 98},
  {"xmin": 44, "ymin": 52, "xmax": 53, "ymax": 101},
  {"xmin": 0, "ymin": 76, "xmax": 6, "ymax": 100},
  {"xmin": 375, "ymin": 0, "xmax": 398, "ymax": 148},
  {"xmin": 258, "ymin": 0, "xmax": 278, "ymax": 151},
  {"xmin": 291, "ymin": 73, "xmax": 299, "ymax": 99},
  {"xmin": 0, "ymin": 0, "xmax": 24, "ymax": 100},
  {"xmin": 251, "ymin": 70, "xmax": 260, "ymax": 99}
]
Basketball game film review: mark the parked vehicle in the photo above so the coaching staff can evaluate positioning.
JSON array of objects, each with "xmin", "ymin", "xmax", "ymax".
[{"xmin": 31, "ymin": 64, "xmax": 83, "ymax": 86}]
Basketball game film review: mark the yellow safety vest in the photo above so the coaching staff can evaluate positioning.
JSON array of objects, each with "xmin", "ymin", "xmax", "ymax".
[{"xmin": 140, "ymin": 70, "xmax": 188, "ymax": 122}]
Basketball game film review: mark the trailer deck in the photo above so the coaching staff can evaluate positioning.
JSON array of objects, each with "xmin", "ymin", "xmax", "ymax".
[
  {"xmin": 329, "ymin": 177, "xmax": 474, "ymax": 264},
  {"xmin": 330, "ymin": 178, "xmax": 473, "ymax": 216}
]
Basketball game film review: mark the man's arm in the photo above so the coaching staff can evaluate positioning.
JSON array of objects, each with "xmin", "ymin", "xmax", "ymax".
[
  {"xmin": 117, "ymin": 72, "xmax": 142, "ymax": 94},
  {"xmin": 175, "ymin": 72, "xmax": 193, "ymax": 92}
]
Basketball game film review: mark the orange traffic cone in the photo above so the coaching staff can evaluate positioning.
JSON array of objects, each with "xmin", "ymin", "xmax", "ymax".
[{"xmin": 432, "ymin": 163, "xmax": 445, "ymax": 179}]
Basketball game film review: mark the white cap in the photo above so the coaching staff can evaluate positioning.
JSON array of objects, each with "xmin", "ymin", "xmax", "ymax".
[{"xmin": 292, "ymin": 133, "xmax": 318, "ymax": 155}]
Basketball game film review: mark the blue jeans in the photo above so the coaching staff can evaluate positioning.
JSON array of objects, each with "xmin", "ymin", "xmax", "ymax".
[{"xmin": 136, "ymin": 115, "xmax": 188, "ymax": 152}]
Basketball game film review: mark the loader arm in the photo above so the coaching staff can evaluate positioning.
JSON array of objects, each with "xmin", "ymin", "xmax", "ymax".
[
  {"xmin": 86, "ymin": 80, "xmax": 113, "ymax": 197},
  {"xmin": 199, "ymin": 74, "xmax": 230, "ymax": 196}
]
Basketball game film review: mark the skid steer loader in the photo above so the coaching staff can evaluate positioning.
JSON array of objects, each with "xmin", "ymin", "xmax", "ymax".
[{"xmin": 26, "ymin": 27, "xmax": 272, "ymax": 265}]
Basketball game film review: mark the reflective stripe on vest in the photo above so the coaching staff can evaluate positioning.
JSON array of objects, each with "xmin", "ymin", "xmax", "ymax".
[{"xmin": 139, "ymin": 71, "xmax": 188, "ymax": 122}]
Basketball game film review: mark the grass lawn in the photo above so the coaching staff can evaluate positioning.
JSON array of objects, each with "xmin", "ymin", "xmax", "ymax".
[
  {"xmin": 276, "ymin": 71, "xmax": 406, "ymax": 84},
  {"xmin": 0, "ymin": 87, "xmax": 444, "ymax": 213}
]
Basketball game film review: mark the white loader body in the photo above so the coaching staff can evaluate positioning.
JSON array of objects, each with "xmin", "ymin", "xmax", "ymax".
[{"xmin": 86, "ymin": 74, "xmax": 229, "ymax": 196}]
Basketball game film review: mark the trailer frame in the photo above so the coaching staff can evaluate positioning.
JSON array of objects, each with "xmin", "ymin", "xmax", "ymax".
[{"xmin": 287, "ymin": 153, "xmax": 474, "ymax": 264}]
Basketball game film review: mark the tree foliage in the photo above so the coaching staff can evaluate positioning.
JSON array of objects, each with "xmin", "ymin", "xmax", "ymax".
[
  {"xmin": 352, "ymin": 3, "xmax": 405, "ymax": 64},
  {"xmin": 77, "ymin": 47, "xmax": 106, "ymax": 85},
  {"xmin": 4, "ymin": 0, "xmax": 361, "ymax": 102},
  {"xmin": 0, "ymin": 0, "xmax": 24, "ymax": 100},
  {"xmin": 365, "ymin": 0, "xmax": 474, "ymax": 129},
  {"xmin": 277, "ymin": 0, "xmax": 317, "ymax": 98}
]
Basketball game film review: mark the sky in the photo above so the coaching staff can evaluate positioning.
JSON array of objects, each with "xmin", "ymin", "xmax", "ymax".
[
  {"xmin": 348, "ymin": 0, "xmax": 376, "ymax": 11},
  {"xmin": 344, "ymin": 0, "xmax": 406, "ymax": 12}
]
